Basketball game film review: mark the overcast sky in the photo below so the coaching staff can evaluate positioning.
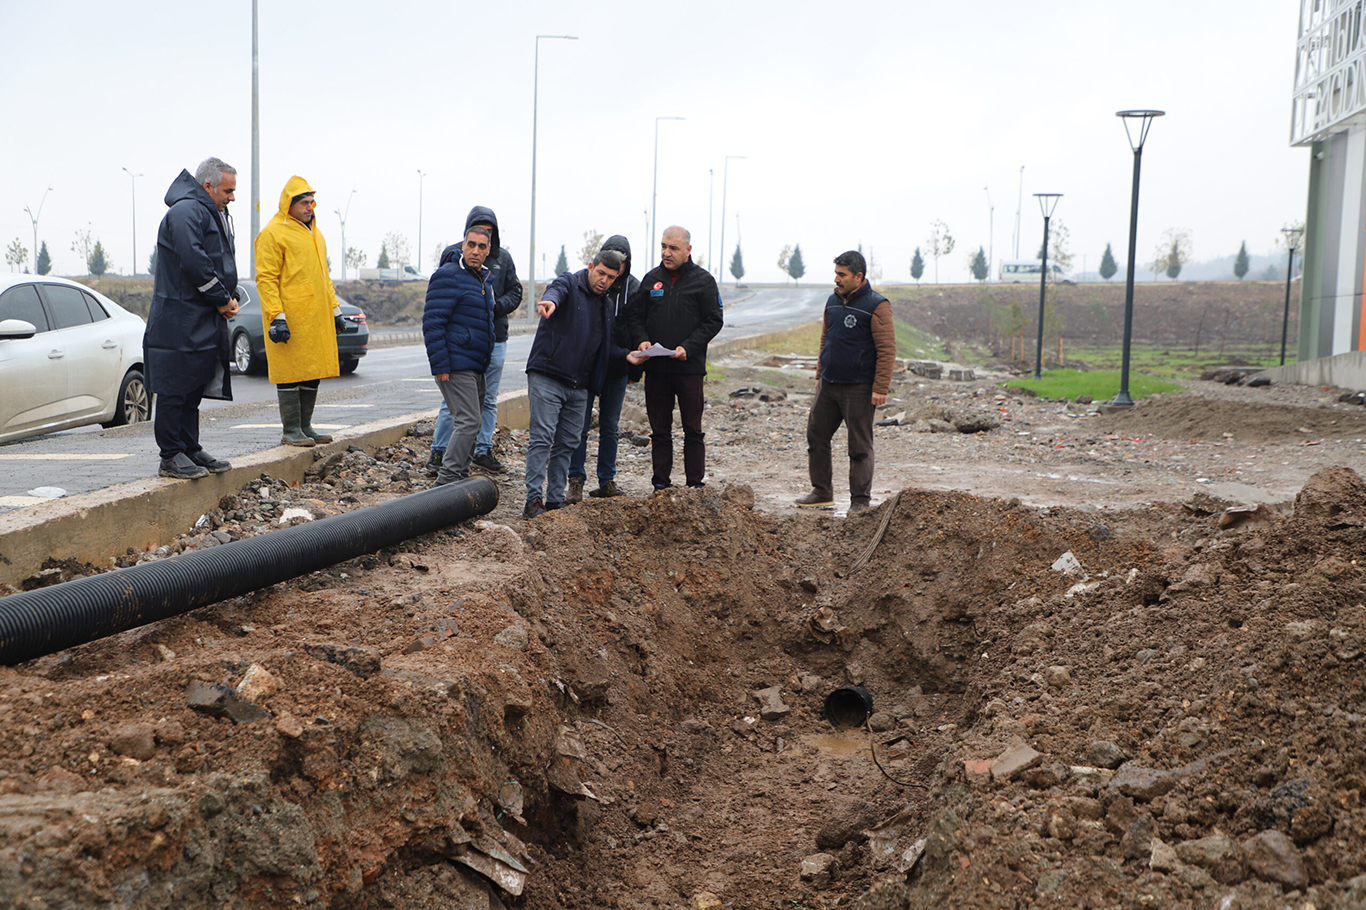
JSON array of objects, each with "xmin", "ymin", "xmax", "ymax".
[{"xmin": 2, "ymin": 0, "xmax": 1308, "ymax": 287}]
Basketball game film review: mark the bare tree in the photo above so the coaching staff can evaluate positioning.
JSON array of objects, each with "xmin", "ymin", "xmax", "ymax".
[
  {"xmin": 5, "ymin": 239, "xmax": 28, "ymax": 273},
  {"xmin": 926, "ymin": 220, "xmax": 955, "ymax": 283},
  {"xmin": 383, "ymin": 232, "xmax": 412, "ymax": 267},
  {"xmin": 1151, "ymin": 228, "xmax": 1192, "ymax": 281}
]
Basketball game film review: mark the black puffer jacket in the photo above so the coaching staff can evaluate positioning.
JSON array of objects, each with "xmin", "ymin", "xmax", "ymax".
[
  {"xmin": 601, "ymin": 234, "xmax": 641, "ymax": 381},
  {"xmin": 144, "ymin": 169, "xmax": 236, "ymax": 400},
  {"xmin": 627, "ymin": 256, "xmax": 723, "ymax": 376},
  {"xmin": 439, "ymin": 206, "xmax": 522, "ymax": 342}
]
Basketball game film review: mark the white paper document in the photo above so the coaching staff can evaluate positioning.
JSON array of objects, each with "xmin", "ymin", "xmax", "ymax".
[{"xmin": 642, "ymin": 343, "xmax": 677, "ymax": 358}]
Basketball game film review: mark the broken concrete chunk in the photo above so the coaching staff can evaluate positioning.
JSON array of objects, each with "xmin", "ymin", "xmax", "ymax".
[
  {"xmin": 1107, "ymin": 765, "xmax": 1177, "ymax": 801},
  {"xmin": 800, "ymin": 852, "xmax": 837, "ymax": 885},
  {"xmin": 751, "ymin": 685, "xmax": 791, "ymax": 721},
  {"xmin": 1051, "ymin": 550, "xmax": 1084, "ymax": 575},
  {"xmin": 990, "ymin": 739, "xmax": 1043, "ymax": 782},
  {"xmin": 236, "ymin": 663, "xmax": 278, "ymax": 702},
  {"xmin": 302, "ymin": 642, "xmax": 381, "ymax": 678}
]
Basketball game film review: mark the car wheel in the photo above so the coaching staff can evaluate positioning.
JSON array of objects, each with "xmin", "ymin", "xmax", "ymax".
[
  {"xmin": 103, "ymin": 370, "xmax": 150, "ymax": 427},
  {"xmin": 232, "ymin": 330, "xmax": 256, "ymax": 375},
  {"xmin": 339, "ymin": 357, "xmax": 360, "ymax": 375}
]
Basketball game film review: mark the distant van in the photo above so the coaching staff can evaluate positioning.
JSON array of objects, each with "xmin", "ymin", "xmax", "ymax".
[{"xmin": 999, "ymin": 259, "xmax": 1067, "ymax": 283}]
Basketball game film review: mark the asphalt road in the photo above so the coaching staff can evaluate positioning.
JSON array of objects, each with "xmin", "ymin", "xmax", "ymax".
[{"xmin": 0, "ymin": 286, "xmax": 828, "ymax": 513}]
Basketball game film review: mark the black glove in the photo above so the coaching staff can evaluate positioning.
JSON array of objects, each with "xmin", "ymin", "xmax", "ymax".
[
  {"xmin": 335, "ymin": 314, "xmax": 347, "ymax": 334},
  {"xmin": 268, "ymin": 318, "xmax": 290, "ymax": 344}
]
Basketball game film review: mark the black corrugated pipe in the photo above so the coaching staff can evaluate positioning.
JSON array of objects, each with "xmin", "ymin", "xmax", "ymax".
[{"xmin": 0, "ymin": 477, "xmax": 498, "ymax": 665}]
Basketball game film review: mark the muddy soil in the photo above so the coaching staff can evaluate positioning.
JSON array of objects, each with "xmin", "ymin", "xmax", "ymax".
[{"xmin": 2, "ymin": 359, "xmax": 1366, "ymax": 909}]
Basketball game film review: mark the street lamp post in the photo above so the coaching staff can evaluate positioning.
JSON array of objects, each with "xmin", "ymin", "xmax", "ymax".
[
  {"xmin": 1280, "ymin": 226, "xmax": 1305, "ymax": 366},
  {"xmin": 1112, "ymin": 109, "xmax": 1164, "ymax": 407},
  {"xmin": 528, "ymin": 34, "xmax": 578, "ymax": 305},
  {"xmin": 22, "ymin": 186, "xmax": 53, "ymax": 274},
  {"xmin": 650, "ymin": 116, "xmax": 685, "ymax": 253},
  {"xmin": 707, "ymin": 168, "xmax": 714, "ymax": 278},
  {"xmin": 984, "ymin": 184, "xmax": 994, "ymax": 281},
  {"xmin": 416, "ymin": 169, "xmax": 426, "ymax": 273},
  {"xmin": 1032, "ymin": 193, "xmax": 1062, "ymax": 380},
  {"xmin": 1013, "ymin": 165, "xmax": 1024, "ymax": 258},
  {"xmin": 122, "ymin": 168, "xmax": 141, "ymax": 276},
  {"xmin": 718, "ymin": 155, "xmax": 746, "ymax": 286},
  {"xmin": 335, "ymin": 187, "xmax": 356, "ymax": 282}
]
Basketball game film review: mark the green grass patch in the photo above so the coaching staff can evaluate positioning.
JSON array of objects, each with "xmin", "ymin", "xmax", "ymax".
[
  {"xmin": 893, "ymin": 318, "xmax": 948, "ymax": 360},
  {"xmin": 1060, "ymin": 342, "xmax": 1288, "ymax": 379},
  {"xmin": 1006, "ymin": 369, "xmax": 1179, "ymax": 401}
]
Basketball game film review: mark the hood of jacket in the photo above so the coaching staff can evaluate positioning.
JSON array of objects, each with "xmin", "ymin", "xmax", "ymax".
[
  {"xmin": 273, "ymin": 175, "xmax": 316, "ymax": 224},
  {"xmin": 164, "ymin": 169, "xmax": 215, "ymax": 211},
  {"xmin": 601, "ymin": 234, "xmax": 632, "ymax": 293},
  {"xmin": 464, "ymin": 205, "xmax": 501, "ymax": 254}
]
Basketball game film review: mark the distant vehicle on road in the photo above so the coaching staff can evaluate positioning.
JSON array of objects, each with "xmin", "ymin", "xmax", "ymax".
[
  {"xmin": 999, "ymin": 259, "xmax": 1068, "ymax": 283},
  {"xmin": 358, "ymin": 264, "xmax": 426, "ymax": 282},
  {"xmin": 226, "ymin": 280, "xmax": 369, "ymax": 376},
  {"xmin": 0, "ymin": 274, "xmax": 149, "ymax": 444}
]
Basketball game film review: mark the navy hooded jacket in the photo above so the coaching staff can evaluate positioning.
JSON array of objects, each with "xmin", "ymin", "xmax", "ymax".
[
  {"xmin": 422, "ymin": 254, "xmax": 495, "ymax": 375},
  {"xmin": 526, "ymin": 268, "xmax": 629, "ymax": 392},
  {"xmin": 144, "ymin": 169, "xmax": 237, "ymax": 400},
  {"xmin": 439, "ymin": 206, "xmax": 522, "ymax": 342}
]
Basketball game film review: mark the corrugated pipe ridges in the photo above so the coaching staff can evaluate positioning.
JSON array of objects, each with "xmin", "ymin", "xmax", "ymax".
[{"xmin": 0, "ymin": 477, "xmax": 498, "ymax": 665}]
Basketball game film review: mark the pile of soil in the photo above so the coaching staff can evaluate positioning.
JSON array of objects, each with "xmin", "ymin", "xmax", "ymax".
[{"xmin": 2, "ymin": 365, "xmax": 1366, "ymax": 909}]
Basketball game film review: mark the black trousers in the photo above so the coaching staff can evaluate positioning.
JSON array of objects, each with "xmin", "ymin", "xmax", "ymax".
[
  {"xmin": 644, "ymin": 372, "xmax": 706, "ymax": 488},
  {"xmin": 153, "ymin": 387, "xmax": 205, "ymax": 460}
]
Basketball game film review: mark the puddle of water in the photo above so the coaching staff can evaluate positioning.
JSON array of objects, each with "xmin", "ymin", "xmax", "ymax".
[{"xmin": 804, "ymin": 733, "xmax": 868, "ymax": 758}]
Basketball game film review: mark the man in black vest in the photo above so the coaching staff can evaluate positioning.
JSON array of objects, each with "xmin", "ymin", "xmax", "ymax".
[{"xmin": 795, "ymin": 250, "xmax": 896, "ymax": 514}]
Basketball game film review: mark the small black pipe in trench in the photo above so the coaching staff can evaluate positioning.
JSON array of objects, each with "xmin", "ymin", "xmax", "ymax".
[{"xmin": 0, "ymin": 477, "xmax": 499, "ymax": 666}]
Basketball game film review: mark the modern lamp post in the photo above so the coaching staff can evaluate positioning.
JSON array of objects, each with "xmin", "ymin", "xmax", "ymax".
[
  {"xmin": 718, "ymin": 155, "xmax": 746, "ymax": 286},
  {"xmin": 1032, "ymin": 193, "xmax": 1062, "ymax": 380},
  {"xmin": 122, "ymin": 168, "xmax": 141, "ymax": 276},
  {"xmin": 984, "ymin": 184, "xmax": 994, "ymax": 281},
  {"xmin": 22, "ymin": 186, "xmax": 53, "ymax": 274},
  {"xmin": 650, "ymin": 116, "xmax": 685, "ymax": 253},
  {"xmin": 334, "ymin": 187, "xmax": 356, "ymax": 281},
  {"xmin": 416, "ymin": 169, "xmax": 426, "ymax": 273},
  {"xmin": 1280, "ymin": 226, "xmax": 1305, "ymax": 366},
  {"xmin": 1112, "ymin": 109, "xmax": 1164, "ymax": 407},
  {"xmin": 528, "ymin": 34, "xmax": 578, "ymax": 304}
]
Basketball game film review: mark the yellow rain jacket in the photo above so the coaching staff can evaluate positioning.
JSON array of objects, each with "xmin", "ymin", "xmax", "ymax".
[{"xmin": 254, "ymin": 175, "xmax": 341, "ymax": 384}]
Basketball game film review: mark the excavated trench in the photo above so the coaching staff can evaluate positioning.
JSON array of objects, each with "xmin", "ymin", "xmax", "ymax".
[{"xmin": 4, "ymin": 449, "xmax": 1366, "ymax": 909}]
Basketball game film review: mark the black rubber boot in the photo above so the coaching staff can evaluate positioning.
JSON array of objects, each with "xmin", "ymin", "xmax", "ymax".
[{"xmin": 277, "ymin": 388, "xmax": 315, "ymax": 447}]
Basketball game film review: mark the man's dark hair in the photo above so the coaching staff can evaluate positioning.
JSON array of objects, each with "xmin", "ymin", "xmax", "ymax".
[
  {"xmin": 593, "ymin": 249, "xmax": 626, "ymax": 272},
  {"xmin": 834, "ymin": 250, "xmax": 867, "ymax": 277},
  {"xmin": 466, "ymin": 225, "xmax": 492, "ymax": 242}
]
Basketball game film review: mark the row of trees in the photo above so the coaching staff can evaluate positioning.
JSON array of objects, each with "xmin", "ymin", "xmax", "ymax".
[{"xmin": 4, "ymin": 237, "xmax": 82, "ymax": 276}]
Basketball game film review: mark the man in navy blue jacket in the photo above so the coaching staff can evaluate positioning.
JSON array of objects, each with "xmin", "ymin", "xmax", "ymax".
[
  {"xmin": 522, "ymin": 248, "xmax": 645, "ymax": 518},
  {"xmin": 422, "ymin": 226, "xmax": 495, "ymax": 486}
]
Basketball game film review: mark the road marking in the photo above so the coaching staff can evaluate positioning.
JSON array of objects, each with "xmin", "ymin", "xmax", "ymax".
[
  {"xmin": 231, "ymin": 423, "xmax": 348, "ymax": 430},
  {"xmin": 315, "ymin": 404, "xmax": 373, "ymax": 408},
  {"xmin": 0, "ymin": 453, "xmax": 133, "ymax": 461}
]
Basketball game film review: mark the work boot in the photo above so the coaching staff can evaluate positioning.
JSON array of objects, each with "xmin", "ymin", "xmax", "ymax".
[
  {"xmin": 522, "ymin": 497, "xmax": 546, "ymax": 519},
  {"xmin": 472, "ymin": 452, "xmax": 505, "ymax": 474},
  {"xmin": 566, "ymin": 477, "xmax": 584, "ymax": 504},
  {"xmin": 425, "ymin": 450, "xmax": 444, "ymax": 477},
  {"xmin": 298, "ymin": 387, "xmax": 333, "ymax": 443},
  {"xmin": 188, "ymin": 450, "xmax": 231, "ymax": 473},
  {"xmin": 794, "ymin": 491, "xmax": 835, "ymax": 509},
  {"xmin": 277, "ymin": 388, "xmax": 316, "ymax": 447},
  {"xmin": 848, "ymin": 500, "xmax": 872, "ymax": 515},
  {"xmin": 159, "ymin": 453, "xmax": 208, "ymax": 479},
  {"xmin": 589, "ymin": 480, "xmax": 625, "ymax": 498}
]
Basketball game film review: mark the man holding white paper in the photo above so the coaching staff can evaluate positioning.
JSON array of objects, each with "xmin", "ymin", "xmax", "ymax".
[{"xmin": 627, "ymin": 225, "xmax": 724, "ymax": 491}]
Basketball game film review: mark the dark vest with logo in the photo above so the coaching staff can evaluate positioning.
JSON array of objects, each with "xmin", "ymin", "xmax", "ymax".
[{"xmin": 819, "ymin": 281, "xmax": 886, "ymax": 385}]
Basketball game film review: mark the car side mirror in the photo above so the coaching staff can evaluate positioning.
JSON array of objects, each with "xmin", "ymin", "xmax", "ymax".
[{"xmin": 0, "ymin": 318, "xmax": 37, "ymax": 340}]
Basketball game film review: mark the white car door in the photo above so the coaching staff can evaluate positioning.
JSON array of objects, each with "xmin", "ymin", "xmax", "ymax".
[
  {"xmin": 0, "ymin": 283, "xmax": 66, "ymax": 440},
  {"xmin": 39, "ymin": 283, "xmax": 120, "ymax": 423}
]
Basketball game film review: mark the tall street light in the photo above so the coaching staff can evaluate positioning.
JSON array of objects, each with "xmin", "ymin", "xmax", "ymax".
[
  {"xmin": 22, "ymin": 186, "xmax": 53, "ymax": 274},
  {"xmin": 528, "ymin": 34, "xmax": 578, "ymax": 304},
  {"xmin": 1111, "ymin": 109, "xmax": 1164, "ymax": 407},
  {"xmin": 1013, "ymin": 165, "xmax": 1024, "ymax": 258},
  {"xmin": 250, "ymin": 0, "xmax": 260, "ymax": 277},
  {"xmin": 122, "ymin": 168, "xmax": 141, "ymax": 276},
  {"xmin": 984, "ymin": 184, "xmax": 994, "ymax": 281},
  {"xmin": 1280, "ymin": 226, "xmax": 1305, "ymax": 366},
  {"xmin": 416, "ymin": 169, "xmax": 426, "ymax": 273},
  {"xmin": 707, "ymin": 168, "xmax": 714, "ymax": 278},
  {"xmin": 718, "ymin": 155, "xmax": 746, "ymax": 286},
  {"xmin": 335, "ymin": 187, "xmax": 356, "ymax": 281},
  {"xmin": 650, "ymin": 116, "xmax": 685, "ymax": 253},
  {"xmin": 1032, "ymin": 193, "xmax": 1062, "ymax": 380}
]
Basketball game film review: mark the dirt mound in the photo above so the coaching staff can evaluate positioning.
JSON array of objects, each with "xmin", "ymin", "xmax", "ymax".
[
  {"xmin": 4, "ymin": 425, "xmax": 1366, "ymax": 908},
  {"xmin": 1097, "ymin": 395, "xmax": 1366, "ymax": 442}
]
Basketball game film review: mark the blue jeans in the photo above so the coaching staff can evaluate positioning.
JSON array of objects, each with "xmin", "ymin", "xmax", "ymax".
[
  {"xmin": 432, "ymin": 340, "xmax": 505, "ymax": 455},
  {"xmin": 524, "ymin": 371, "xmax": 588, "ymax": 507},
  {"xmin": 568, "ymin": 372, "xmax": 628, "ymax": 484}
]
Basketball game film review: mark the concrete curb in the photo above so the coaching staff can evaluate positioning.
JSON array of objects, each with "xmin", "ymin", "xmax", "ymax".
[{"xmin": 0, "ymin": 410, "xmax": 438, "ymax": 590}]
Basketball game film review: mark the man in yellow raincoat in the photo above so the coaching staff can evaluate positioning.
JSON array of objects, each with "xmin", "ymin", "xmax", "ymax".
[{"xmin": 254, "ymin": 176, "xmax": 342, "ymax": 446}]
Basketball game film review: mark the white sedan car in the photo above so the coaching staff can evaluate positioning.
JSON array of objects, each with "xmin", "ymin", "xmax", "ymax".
[{"xmin": 0, "ymin": 274, "xmax": 150, "ymax": 444}]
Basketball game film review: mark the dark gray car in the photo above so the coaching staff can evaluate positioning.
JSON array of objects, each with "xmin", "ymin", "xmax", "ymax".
[{"xmin": 226, "ymin": 280, "xmax": 369, "ymax": 376}]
